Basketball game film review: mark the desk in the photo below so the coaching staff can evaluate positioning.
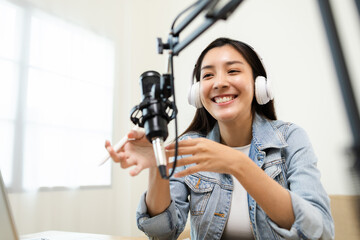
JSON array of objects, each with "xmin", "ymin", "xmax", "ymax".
[{"xmin": 21, "ymin": 231, "xmax": 147, "ymax": 240}]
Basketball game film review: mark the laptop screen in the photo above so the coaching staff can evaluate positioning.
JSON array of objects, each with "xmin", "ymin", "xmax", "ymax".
[{"xmin": 0, "ymin": 170, "xmax": 18, "ymax": 240}]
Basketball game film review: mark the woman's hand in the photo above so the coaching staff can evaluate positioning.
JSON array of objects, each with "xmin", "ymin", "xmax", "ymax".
[
  {"xmin": 105, "ymin": 128, "xmax": 156, "ymax": 176},
  {"xmin": 166, "ymin": 138, "xmax": 245, "ymax": 178}
]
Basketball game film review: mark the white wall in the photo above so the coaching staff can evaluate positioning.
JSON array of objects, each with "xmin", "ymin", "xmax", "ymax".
[{"xmin": 7, "ymin": 0, "xmax": 360, "ymax": 237}]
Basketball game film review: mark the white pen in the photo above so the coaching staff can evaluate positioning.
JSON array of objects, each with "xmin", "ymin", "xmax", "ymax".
[{"xmin": 99, "ymin": 126, "xmax": 139, "ymax": 166}]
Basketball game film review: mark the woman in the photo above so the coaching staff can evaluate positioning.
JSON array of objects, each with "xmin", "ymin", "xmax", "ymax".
[{"xmin": 106, "ymin": 38, "xmax": 334, "ymax": 239}]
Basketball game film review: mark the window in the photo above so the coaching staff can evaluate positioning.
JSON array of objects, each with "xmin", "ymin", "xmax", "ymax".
[{"xmin": 0, "ymin": 0, "xmax": 114, "ymax": 190}]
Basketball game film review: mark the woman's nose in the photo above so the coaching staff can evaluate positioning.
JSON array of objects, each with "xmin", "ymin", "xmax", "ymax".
[{"xmin": 213, "ymin": 74, "xmax": 229, "ymax": 89}]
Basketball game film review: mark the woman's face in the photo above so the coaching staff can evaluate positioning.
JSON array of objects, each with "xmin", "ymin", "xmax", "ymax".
[{"xmin": 199, "ymin": 45, "xmax": 254, "ymax": 124}]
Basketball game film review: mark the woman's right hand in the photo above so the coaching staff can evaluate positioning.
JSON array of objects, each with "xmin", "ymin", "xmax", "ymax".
[{"xmin": 105, "ymin": 128, "xmax": 156, "ymax": 176}]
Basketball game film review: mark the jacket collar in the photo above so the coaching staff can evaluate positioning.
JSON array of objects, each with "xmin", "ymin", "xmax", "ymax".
[
  {"xmin": 206, "ymin": 113, "xmax": 288, "ymax": 150},
  {"xmin": 252, "ymin": 113, "xmax": 288, "ymax": 150}
]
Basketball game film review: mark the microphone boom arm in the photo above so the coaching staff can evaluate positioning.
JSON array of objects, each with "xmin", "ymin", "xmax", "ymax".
[{"xmin": 158, "ymin": 0, "xmax": 244, "ymax": 56}]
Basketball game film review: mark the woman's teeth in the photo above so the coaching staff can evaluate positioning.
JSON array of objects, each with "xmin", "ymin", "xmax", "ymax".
[{"xmin": 214, "ymin": 96, "xmax": 235, "ymax": 103}]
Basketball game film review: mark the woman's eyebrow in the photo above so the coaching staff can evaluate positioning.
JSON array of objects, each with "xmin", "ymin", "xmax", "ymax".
[
  {"xmin": 201, "ymin": 61, "xmax": 244, "ymax": 71},
  {"xmin": 226, "ymin": 60, "xmax": 244, "ymax": 65},
  {"xmin": 201, "ymin": 65, "xmax": 214, "ymax": 71}
]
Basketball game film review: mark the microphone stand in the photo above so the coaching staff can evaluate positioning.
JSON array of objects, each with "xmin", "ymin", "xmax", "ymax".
[
  {"xmin": 131, "ymin": 0, "xmax": 244, "ymax": 179},
  {"xmin": 317, "ymin": 0, "xmax": 360, "ymax": 221},
  {"xmin": 317, "ymin": 0, "xmax": 360, "ymax": 177}
]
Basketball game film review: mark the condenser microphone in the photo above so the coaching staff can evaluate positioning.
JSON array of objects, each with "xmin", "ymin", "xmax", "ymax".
[{"xmin": 139, "ymin": 71, "xmax": 169, "ymax": 178}]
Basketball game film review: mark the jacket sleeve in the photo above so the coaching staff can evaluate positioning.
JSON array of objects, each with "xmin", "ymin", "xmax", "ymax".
[
  {"xmin": 267, "ymin": 124, "xmax": 335, "ymax": 239},
  {"xmin": 136, "ymin": 136, "xmax": 194, "ymax": 240},
  {"xmin": 136, "ymin": 172, "xmax": 190, "ymax": 239}
]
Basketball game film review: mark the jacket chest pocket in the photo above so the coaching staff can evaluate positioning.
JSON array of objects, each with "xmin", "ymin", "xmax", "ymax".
[
  {"xmin": 262, "ymin": 159, "xmax": 287, "ymax": 188},
  {"xmin": 185, "ymin": 174, "xmax": 215, "ymax": 216}
]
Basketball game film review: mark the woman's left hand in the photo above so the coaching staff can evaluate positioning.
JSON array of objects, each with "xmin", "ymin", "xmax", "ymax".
[{"xmin": 165, "ymin": 138, "xmax": 245, "ymax": 178}]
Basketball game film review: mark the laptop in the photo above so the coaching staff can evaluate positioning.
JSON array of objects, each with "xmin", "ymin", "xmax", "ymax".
[{"xmin": 0, "ymin": 170, "xmax": 111, "ymax": 240}]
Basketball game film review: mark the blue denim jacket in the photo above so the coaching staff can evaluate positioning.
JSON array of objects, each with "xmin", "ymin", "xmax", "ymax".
[{"xmin": 136, "ymin": 114, "xmax": 335, "ymax": 240}]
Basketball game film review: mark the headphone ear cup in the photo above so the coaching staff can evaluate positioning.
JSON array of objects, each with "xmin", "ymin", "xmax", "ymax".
[
  {"xmin": 266, "ymin": 77, "xmax": 274, "ymax": 101},
  {"xmin": 255, "ymin": 76, "xmax": 273, "ymax": 105},
  {"xmin": 188, "ymin": 81, "xmax": 203, "ymax": 108}
]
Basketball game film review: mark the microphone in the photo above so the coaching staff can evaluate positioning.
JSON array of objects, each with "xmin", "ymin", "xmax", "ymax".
[{"xmin": 131, "ymin": 71, "xmax": 173, "ymax": 178}]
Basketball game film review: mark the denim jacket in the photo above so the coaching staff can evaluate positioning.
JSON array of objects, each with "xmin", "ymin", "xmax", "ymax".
[{"xmin": 136, "ymin": 114, "xmax": 335, "ymax": 240}]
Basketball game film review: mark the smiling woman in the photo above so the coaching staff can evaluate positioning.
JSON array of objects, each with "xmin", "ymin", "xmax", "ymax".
[{"xmin": 106, "ymin": 38, "xmax": 335, "ymax": 240}]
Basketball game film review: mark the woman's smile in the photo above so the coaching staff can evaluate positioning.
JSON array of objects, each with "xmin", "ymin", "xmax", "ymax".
[{"xmin": 212, "ymin": 94, "xmax": 238, "ymax": 104}]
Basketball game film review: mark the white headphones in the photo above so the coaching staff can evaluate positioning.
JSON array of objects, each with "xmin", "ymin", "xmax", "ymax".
[{"xmin": 187, "ymin": 45, "xmax": 274, "ymax": 108}]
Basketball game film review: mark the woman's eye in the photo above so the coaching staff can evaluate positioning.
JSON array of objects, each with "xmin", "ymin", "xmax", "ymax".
[
  {"xmin": 202, "ymin": 73, "xmax": 213, "ymax": 79},
  {"xmin": 228, "ymin": 70, "xmax": 240, "ymax": 74}
]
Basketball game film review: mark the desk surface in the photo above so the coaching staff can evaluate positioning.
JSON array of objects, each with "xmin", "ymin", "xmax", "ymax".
[{"xmin": 21, "ymin": 231, "xmax": 147, "ymax": 240}]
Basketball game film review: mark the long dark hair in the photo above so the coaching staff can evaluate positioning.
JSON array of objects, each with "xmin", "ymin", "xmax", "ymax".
[{"xmin": 182, "ymin": 37, "xmax": 277, "ymax": 136}]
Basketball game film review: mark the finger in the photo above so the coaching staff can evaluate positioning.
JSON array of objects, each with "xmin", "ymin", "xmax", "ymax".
[
  {"xmin": 174, "ymin": 165, "xmax": 202, "ymax": 178},
  {"xmin": 120, "ymin": 155, "xmax": 137, "ymax": 169},
  {"xmin": 167, "ymin": 156, "xmax": 197, "ymax": 168},
  {"xmin": 166, "ymin": 146, "xmax": 198, "ymax": 158},
  {"xmin": 128, "ymin": 128, "xmax": 145, "ymax": 140},
  {"xmin": 118, "ymin": 152, "xmax": 132, "ymax": 168},
  {"xmin": 108, "ymin": 146, "xmax": 130, "ymax": 165},
  {"xmin": 129, "ymin": 165, "xmax": 142, "ymax": 176},
  {"xmin": 107, "ymin": 146, "xmax": 120, "ymax": 163},
  {"xmin": 105, "ymin": 140, "xmax": 111, "ymax": 148},
  {"xmin": 166, "ymin": 138, "xmax": 199, "ymax": 150},
  {"xmin": 118, "ymin": 152, "xmax": 127, "ymax": 160},
  {"xmin": 120, "ymin": 160, "xmax": 133, "ymax": 169}
]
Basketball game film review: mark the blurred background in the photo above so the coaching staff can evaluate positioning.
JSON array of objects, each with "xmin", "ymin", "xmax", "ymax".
[{"xmin": 0, "ymin": 0, "xmax": 359, "ymax": 238}]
